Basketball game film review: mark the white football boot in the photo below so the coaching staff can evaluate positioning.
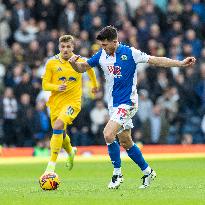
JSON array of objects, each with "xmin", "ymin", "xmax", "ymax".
[
  {"xmin": 108, "ymin": 174, "xmax": 124, "ymax": 189},
  {"xmin": 66, "ymin": 147, "xmax": 77, "ymax": 171},
  {"xmin": 139, "ymin": 169, "xmax": 156, "ymax": 189}
]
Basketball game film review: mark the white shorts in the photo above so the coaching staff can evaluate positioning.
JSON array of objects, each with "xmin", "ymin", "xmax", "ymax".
[{"xmin": 109, "ymin": 103, "xmax": 138, "ymax": 134}]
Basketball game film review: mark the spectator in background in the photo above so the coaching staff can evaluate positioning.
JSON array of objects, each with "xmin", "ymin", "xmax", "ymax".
[
  {"xmin": 4, "ymin": 63, "xmax": 23, "ymax": 87},
  {"xmin": 157, "ymin": 86, "xmax": 179, "ymax": 124},
  {"xmin": 149, "ymin": 104, "xmax": 162, "ymax": 144},
  {"xmin": 36, "ymin": 0, "xmax": 56, "ymax": 29},
  {"xmin": 79, "ymin": 30, "xmax": 91, "ymax": 49},
  {"xmin": 147, "ymin": 69, "xmax": 169, "ymax": 102},
  {"xmin": 181, "ymin": 133, "xmax": 193, "ymax": 144},
  {"xmin": 0, "ymin": 0, "xmax": 204, "ymax": 147},
  {"xmin": 200, "ymin": 48, "xmax": 205, "ymax": 64},
  {"xmin": 190, "ymin": 13, "xmax": 203, "ymax": 39},
  {"xmin": 26, "ymin": 0, "xmax": 36, "ymax": 19},
  {"xmin": 90, "ymin": 100, "xmax": 109, "ymax": 145},
  {"xmin": 201, "ymin": 114, "xmax": 205, "ymax": 141},
  {"xmin": 36, "ymin": 20, "xmax": 50, "ymax": 48},
  {"xmin": 10, "ymin": 0, "xmax": 30, "ymax": 32},
  {"xmin": 0, "ymin": 45, "xmax": 12, "ymax": 68},
  {"xmin": 149, "ymin": 24, "xmax": 164, "ymax": 44},
  {"xmin": 70, "ymin": 106, "xmax": 92, "ymax": 146},
  {"xmin": 1, "ymin": 87, "xmax": 18, "ymax": 146},
  {"xmin": 58, "ymin": 2, "xmax": 77, "ymax": 32},
  {"xmin": 184, "ymin": 29, "xmax": 202, "ymax": 58},
  {"xmin": 0, "ymin": 9, "xmax": 11, "ymax": 46},
  {"xmin": 137, "ymin": 89, "xmax": 153, "ymax": 124},
  {"xmin": 25, "ymin": 40, "xmax": 44, "ymax": 67},
  {"xmin": 180, "ymin": 1, "xmax": 193, "ymax": 30},
  {"xmin": 166, "ymin": 21, "xmax": 183, "ymax": 48},
  {"xmin": 195, "ymin": 63, "xmax": 205, "ymax": 112},
  {"xmin": 10, "ymin": 42, "xmax": 25, "ymax": 64},
  {"xmin": 166, "ymin": 0, "xmax": 182, "ymax": 26},
  {"xmin": 0, "ymin": 63, "xmax": 5, "ymax": 92},
  {"xmin": 14, "ymin": 21, "xmax": 36, "ymax": 46},
  {"xmin": 137, "ymin": 19, "xmax": 149, "ymax": 50},
  {"xmin": 109, "ymin": 2, "xmax": 126, "ymax": 29},
  {"xmin": 132, "ymin": 129, "xmax": 144, "ymax": 145},
  {"xmin": 33, "ymin": 100, "xmax": 50, "ymax": 141},
  {"xmin": 192, "ymin": 0, "xmax": 205, "ymax": 23},
  {"xmin": 82, "ymin": 1, "xmax": 106, "ymax": 32},
  {"xmin": 45, "ymin": 41, "xmax": 55, "ymax": 58},
  {"xmin": 89, "ymin": 16, "xmax": 103, "ymax": 41},
  {"xmin": 14, "ymin": 72, "xmax": 33, "ymax": 102},
  {"xmin": 16, "ymin": 93, "xmax": 34, "ymax": 146},
  {"xmin": 49, "ymin": 29, "xmax": 59, "ymax": 49}
]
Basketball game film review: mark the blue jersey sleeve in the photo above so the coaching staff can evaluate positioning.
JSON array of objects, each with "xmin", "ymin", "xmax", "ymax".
[{"xmin": 87, "ymin": 49, "xmax": 102, "ymax": 67}]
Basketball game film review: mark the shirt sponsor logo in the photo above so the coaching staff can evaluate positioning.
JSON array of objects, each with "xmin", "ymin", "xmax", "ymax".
[
  {"xmin": 107, "ymin": 65, "xmax": 122, "ymax": 78},
  {"xmin": 58, "ymin": 76, "xmax": 76, "ymax": 82},
  {"xmin": 68, "ymin": 77, "xmax": 76, "ymax": 81},
  {"xmin": 58, "ymin": 76, "xmax": 66, "ymax": 82}
]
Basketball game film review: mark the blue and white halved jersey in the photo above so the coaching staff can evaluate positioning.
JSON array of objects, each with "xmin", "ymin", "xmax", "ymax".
[{"xmin": 87, "ymin": 44, "xmax": 150, "ymax": 107}]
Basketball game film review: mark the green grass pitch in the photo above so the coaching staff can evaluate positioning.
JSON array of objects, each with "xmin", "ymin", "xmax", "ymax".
[{"xmin": 0, "ymin": 157, "xmax": 204, "ymax": 205}]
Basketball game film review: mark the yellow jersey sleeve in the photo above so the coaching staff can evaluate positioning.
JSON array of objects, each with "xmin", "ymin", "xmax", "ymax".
[
  {"xmin": 86, "ymin": 68, "xmax": 98, "ymax": 88},
  {"xmin": 77, "ymin": 57, "xmax": 98, "ymax": 88},
  {"xmin": 42, "ymin": 60, "xmax": 59, "ymax": 91}
]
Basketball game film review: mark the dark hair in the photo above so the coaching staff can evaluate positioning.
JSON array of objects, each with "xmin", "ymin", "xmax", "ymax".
[{"xmin": 96, "ymin": 26, "xmax": 118, "ymax": 41}]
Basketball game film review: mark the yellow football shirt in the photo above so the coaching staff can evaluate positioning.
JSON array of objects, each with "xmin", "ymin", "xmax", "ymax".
[{"xmin": 42, "ymin": 53, "xmax": 98, "ymax": 110}]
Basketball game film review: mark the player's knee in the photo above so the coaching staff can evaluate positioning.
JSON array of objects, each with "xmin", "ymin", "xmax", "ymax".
[
  {"xmin": 119, "ymin": 139, "xmax": 133, "ymax": 150},
  {"xmin": 53, "ymin": 119, "xmax": 64, "ymax": 130},
  {"xmin": 120, "ymin": 142, "xmax": 126, "ymax": 149},
  {"xmin": 103, "ymin": 129, "xmax": 115, "ymax": 143},
  {"xmin": 119, "ymin": 140, "xmax": 128, "ymax": 149}
]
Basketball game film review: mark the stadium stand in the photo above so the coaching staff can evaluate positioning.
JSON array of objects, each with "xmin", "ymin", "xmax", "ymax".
[{"xmin": 0, "ymin": 0, "xmax": 205, "ymax": 148}]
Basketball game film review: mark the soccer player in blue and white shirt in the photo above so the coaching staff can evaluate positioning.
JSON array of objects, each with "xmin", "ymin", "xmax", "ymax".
[{"xmin": 69, "ymin": 26, "xmax": 196, "ymax": 189}]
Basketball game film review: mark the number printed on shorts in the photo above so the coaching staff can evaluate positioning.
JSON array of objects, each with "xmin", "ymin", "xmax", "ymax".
[
  {"xmin": 66, "ymin": 106, "xmax": 74, "ymax": 115},
  {"xmin": 117, "ymin": 108, "xmax": 127, "ymax": 118}
]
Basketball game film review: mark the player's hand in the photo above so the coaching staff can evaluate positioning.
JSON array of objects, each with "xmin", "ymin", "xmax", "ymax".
[
  {"xmin": 58, "ymin": 84, "xmax": 67, "ymax": 91},
  {"xmin": 69, "ymin": 55, "xmax": 80, "ymax": 63},
  {"xmin": 181, "ymin": 57, "xmax": 196, "ymax": 67},
  {"xmin": 91, "ymin": 87, "xmax": 99, "ymax": 95}
]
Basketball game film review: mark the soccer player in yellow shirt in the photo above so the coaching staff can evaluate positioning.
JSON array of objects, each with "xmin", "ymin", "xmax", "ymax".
[{"xmin": 42, "ymin": 35, "xmax": 98, "ymax": 173}]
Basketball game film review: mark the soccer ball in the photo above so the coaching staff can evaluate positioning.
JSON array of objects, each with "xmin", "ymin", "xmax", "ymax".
[{"xmin": 39, "ymin": 172, "xmax": 60, "ymax": 190}]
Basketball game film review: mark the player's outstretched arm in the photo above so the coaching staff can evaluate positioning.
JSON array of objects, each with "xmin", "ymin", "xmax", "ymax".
[
  {"xmin": 69, "ymin": 55, "xmax": 91, "ymax": 73},
  {"xmin": 148, "ymin": 56, "xmax": 196, "ymax": 68}
]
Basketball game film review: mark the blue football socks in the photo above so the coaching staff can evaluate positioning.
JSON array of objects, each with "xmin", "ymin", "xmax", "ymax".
[
  {"xmin": 107, "ymin": 141, "xmax": 121, "ymax": 168},
  {"xmin": 126, "ymin": 144, "xmax": 148, "ymax": 171}
]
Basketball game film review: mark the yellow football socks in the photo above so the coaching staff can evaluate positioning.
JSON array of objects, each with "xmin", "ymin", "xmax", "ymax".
[
  {"xmin": 50, "ymin": 132, "xmax": 63, "ymax": 162},
  {"xmin": 46, "ymin": 130, "xmax": 64, "ymax": 172},
  {"xmin": 62, "ymin": 134, "xmax": 72, "ymax": 154}
]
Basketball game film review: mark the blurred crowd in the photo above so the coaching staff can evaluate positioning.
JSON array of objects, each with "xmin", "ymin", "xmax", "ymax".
[{"xmin": 0, "ymin": 0, "xmax": 205, "ymax": 148}]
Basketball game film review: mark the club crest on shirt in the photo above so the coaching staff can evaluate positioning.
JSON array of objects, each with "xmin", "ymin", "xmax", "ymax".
[{"xmin": 121, "ymin": 55, "xmax": 127, "ymax": 60}]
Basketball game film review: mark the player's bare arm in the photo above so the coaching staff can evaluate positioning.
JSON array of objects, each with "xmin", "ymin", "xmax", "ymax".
[
  {"xmin": 69, "ymin": 55, "xmax": 91, "ymax": 73},
  {"xmin": 148, "ymin": 56, "xmax": 196, "ymax": 68}
]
